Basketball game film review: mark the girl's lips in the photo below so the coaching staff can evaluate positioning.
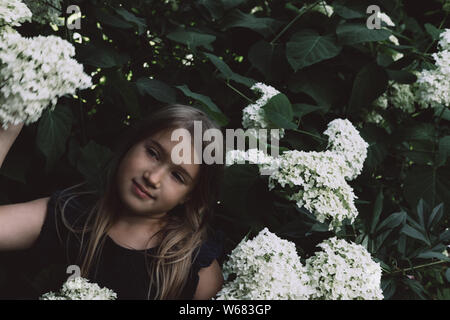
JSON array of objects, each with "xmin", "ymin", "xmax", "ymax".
[{"xmin": 132, "ymin": 180, "xmax": 156, "ymax": 199}]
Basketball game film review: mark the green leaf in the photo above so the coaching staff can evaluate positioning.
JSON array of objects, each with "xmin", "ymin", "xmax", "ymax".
[
  {"xmin": 445, "ymin": 268, "xmax": 450, "ymax": 282},
  {"xmin": 402, "ymin": 278, "xmax": 427, "ymax": 300},
  {"xmin": 439, "ymin": 136, "xmax": 450, "ymax": 159},
  {"xmin": 77, "ymin": 43, "xmax": 129, "ymax": 68},
  {"xmin": 370, "ymin": 190, "xmax": 384, "ymax": 234},
  {"xmin": 401, "ymin": 224, "xmax": 430, "ymax": 246},
  {"xmin": 204, "ymin": 52, "xmax": 256, "ymax": 87},
  {"xmin": 77, "ymin": 141, "xmax": 114, "ymax": 192},
  {"xmin": 404, "ymin": 165, "xmax": 450, "ymax": 210},
  {"xmin": 176, "ymin": 84, "xmax": 228, "ymax": 126},
  {"xmin": 381, "ymin": 278, "xmax": 397, "ymax": 300},
  {"xmin": 111, "ymin": 77, "xmax": 141, "ymax": 118},
  {"xmin": 135, "ymin": 78, "xmax": 176, "ymax": 103},
  {"xmin": 221, "ymin": 0, "xmax": 246, "ymax": 10},
  {"xmin": 424, "ymin": 23, "xmax": 443, "ymax": 41},
  {"xmin": 428, "ymin": 203, "xmax": 444, "ymax": 231},
  {"xmin": 291, "ymin": 103, "xmax": 328, "ymax": 119},
  {"xmin": 386, "ymin": 70, "xmax": 417, "ymax": 84},
  {"xmin": 221, "ymin": 9, "xmax": 282, "ymax": 36},
  {"xmin": 440, "ymin": 229, "xmax": 450, "ymax": 242},
  {"xmin": 36, "ymin": 105, "xmax": 73, "ymax": 171},
  {"xmin": 95, "ymin": 7, "xmax": 133, "ymax": 29},
  {"xmin": 336, "ymin": 23, "xmax": 391, "ymax": 45},
  {"xmin": 198, "ymin": 0, "xmax": 225, "ymax": 20},
  {"xmin": 288, "ymin": 69, "xmax": 343, "ymax": 107},
  {"xmin": 416, "ymin": 251, "xmax": 450, "ymax": 262},
  {"xmin": 114, "ymin": 7, "xmax": 147, "ymax": 35},
  {"xmin": 349, "ymin": 62, "xmax": 388, "ymax": 111},
  {"xmin": 286, "ymin": 30, "xmax": 342, "ymax": 71},
  {"xmin": 375, "ymin": 211, "xmax": 406, "ymax": 234},
  {"xmin": 416, "ymin": 199, "xmax": 426, "ymax": 230},
  {"xmin": 332, "ymin": 1, "xmax": 366, "ymax": 19},
  {"xmin": 248, "ymin": 40, "xmax": 274, "ymax": 79},
  {"xmin": 398, "ymin": 123, "xmax": 436, "ymax": 142},
  {"xmin": 167, "ymin": 30, "xmax": 216, "ymax": 51},
  {"xmin": 263, "ymin": 93, "xmax": 296, "ymax": 129},
  {"xmin": 434, "ymin": 106, "xmax": 450, "ymax": 121}
]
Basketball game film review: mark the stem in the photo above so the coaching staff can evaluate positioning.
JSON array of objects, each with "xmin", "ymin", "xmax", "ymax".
[
  {"xmin": 387, "ymin": 260, "xmax": 448, "ymax": 275},
  {"xmin": 293, "ymin": 128, "xmax": 327, "ymax": 141},
  {"xmin": 226, "ymin": 82, "xmax": 254, "ymax": 104},
  {"xmin": 270, "ymin": 0, "xmax": 322, "ymax": 45}
]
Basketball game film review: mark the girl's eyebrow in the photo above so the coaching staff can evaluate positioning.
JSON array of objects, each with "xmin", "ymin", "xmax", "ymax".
[{"xmin": 147, "ymin": 138, "xmax": 194, "ymax": 183}]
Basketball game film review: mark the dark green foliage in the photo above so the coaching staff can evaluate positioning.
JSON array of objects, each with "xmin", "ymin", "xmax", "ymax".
[{"xmin": 0, "ymin": 0, "xmax": 449, "ymax": 299}]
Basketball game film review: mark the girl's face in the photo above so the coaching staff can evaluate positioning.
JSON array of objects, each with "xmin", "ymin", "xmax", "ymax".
[{"xmin": 116, "ymin": 128, "xmax": 200, "ymax": 218}]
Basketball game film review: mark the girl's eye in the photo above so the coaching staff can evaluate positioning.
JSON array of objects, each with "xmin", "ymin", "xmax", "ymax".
[
  {"xmin": 146, "ymin": 147, "xmax": 158, "ymax": 159},
  {"xmin": 172, "ymin": 172, "xmax": 184, "ymax": 184}
]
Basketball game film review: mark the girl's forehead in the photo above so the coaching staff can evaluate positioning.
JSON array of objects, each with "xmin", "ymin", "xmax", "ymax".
[{"xmin": 142, "ymin": 128, "xmax": 201, "ymax": 180}]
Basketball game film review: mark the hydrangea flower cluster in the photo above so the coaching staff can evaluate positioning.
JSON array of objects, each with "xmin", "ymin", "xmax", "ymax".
[
  {"xmin": 368, "ymin": 81, "xmax": 415, "ymax": 125},
  {"xmin": 22, "ymin": 0, "xmax": 63, "ymax": 25},
  {"xmin": 40, "ymin": 277, "xmax": 117, "ymax": 300},
  {"xmin": 0, "ymin": 27, "xmax": 92, "ymax": 129},
  {"xmin": 0, "ymin": 0, "xmax": 32, "ymax": 27},
  {"xmin": 215, "ymin": 228, "xmax": 314, "ymax": 300},
  {"xmin": 415, "ymin": 29, "xmax": 450, "ymax": 109},
  {"xmin": 242, "ymin": 82, "xmax": 285, "ymax": 138},
  {"xmin": 267, "ymin": 150, "xmax": 358, "ymax": 230},
  {"xmin": 323, "ymin": 119, "xmax": 369, "ymax": 181},
  {"xmin": 305, "ymin": 237, "xmax": 384, "ymax": 300}
]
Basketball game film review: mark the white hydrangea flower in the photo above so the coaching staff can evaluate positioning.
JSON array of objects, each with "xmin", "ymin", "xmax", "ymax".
[
  {"xmin": 225, "ymin": 148, "xmax": 274, "ymax": 165},
  {"xmin": 438, "ymin": 28, "xmax": 450, "ymax": 51},
  {"xmin": 415, "ymin": 29, "xmax": 450, "ymax": 109},
  {"xmin": 22, "ymin": 0, "xmax": 63, "ymax": 25},
  {"xmin": 305, "ymin": 237, "xmax": 383, "ymax": 300},
  {"xmin": 0, "ymin": 28, "xmax": 92, "ymax": 129},
  {"xmin": 365, "ymin": 110, "xmax": 384, "ymax": 125},
  {"xmin": 390, "ymin": 82, "xmax": 415, "ymax": 113},
  {"xmin": 323, "ymin": 119, "xmax": 369, "ymax": 181},
  {"xmin": 216, "ymin": 228, "xmax": 315, "ymax": 300},
  {"xmin": 267, "ymin": 150, "xmax": 358, "ymax": 230},
  {"xmin": 40, "ymin": 277, "xmax": 117, "ymax": 300},
  {"xmin": 372, "ymin": 82, "xmax": 415, "ymax": 114},
  {"xmin": 242, "ymin": 82, "xmax": 285, "ymax": 138},
  {"xmin": 0, "ymin": 0, "xmax": 32, "ymax": 27},
  {"xmin": 312, "ymin": 1, "xmax": 334, "ymax": 17}
]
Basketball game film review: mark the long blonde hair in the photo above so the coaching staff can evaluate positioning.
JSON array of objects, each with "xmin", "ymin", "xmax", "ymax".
[{"xmin": 53, "ymin": 104, "xmax": 224, "ymax": 299}]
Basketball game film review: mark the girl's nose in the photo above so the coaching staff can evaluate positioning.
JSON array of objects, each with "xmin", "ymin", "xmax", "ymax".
[{"xmin": 143, "ymin": 167, "xmax": 163, "ymax": 189}]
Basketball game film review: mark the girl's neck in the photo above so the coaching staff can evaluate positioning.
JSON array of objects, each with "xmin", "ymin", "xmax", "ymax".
[{"xmin": 108, "ymin": 213, "xmax": 167, "ymax": 250}]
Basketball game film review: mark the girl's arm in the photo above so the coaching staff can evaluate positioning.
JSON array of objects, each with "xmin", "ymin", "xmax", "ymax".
[
  {"xmin": 192, "ymin": 259, "xmax": 224, "ymax": 300},
  {"xmin": 0, "ymin": 122, "xmax": 51, "ymax": 251}
]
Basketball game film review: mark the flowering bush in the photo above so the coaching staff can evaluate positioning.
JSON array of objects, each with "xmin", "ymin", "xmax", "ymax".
[
  {"xmin": 0, "ymin": 25, "xmax": 92, "ymax": 129},
  {"xmin": 415, "ymin": 29, "xmax": 450, "ymax": 109},
  {"xmin": 216, "ymin": 228, "xmax": 314, "ymax": 300},
  {"xmin": 305, "ymin": 237, "xmax": 383, "ymax": 300},
  {"xmin": 0, "ymin": 0, "xmax": 448, "ymax": 301},
  {"xmin": 40, "ymin": 277, "xmax": 117, "ymax": 300}
]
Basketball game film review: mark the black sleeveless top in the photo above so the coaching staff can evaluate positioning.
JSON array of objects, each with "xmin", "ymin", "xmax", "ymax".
[{"xmin": 4, "ymin": 187, "xmax": 224, "ymax": 300}]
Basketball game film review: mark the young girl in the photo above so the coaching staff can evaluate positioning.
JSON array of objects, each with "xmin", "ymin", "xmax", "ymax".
[{"xmin": 0, "ymin": 104, "xmax": 225, "ymax": 300}]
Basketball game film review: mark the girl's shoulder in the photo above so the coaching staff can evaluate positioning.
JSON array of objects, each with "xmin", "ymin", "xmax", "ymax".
[
  {"xmin": 37, "ymin": 184, "xmax": 97, "ymax": 249},
  {"xmin": 193, "ymin": 228, "xmax": 225, "ymax": 270}
]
